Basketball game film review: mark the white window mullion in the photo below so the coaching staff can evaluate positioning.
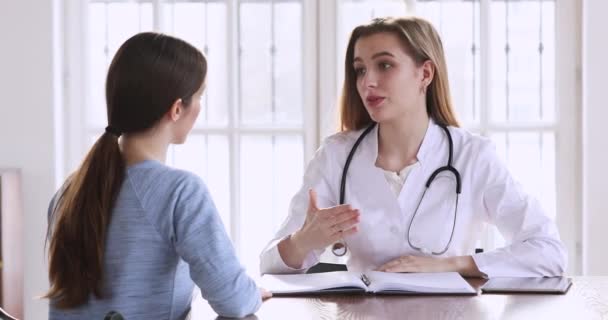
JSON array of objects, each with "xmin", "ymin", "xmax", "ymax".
[
  {"xmin": 479, "ymin": 0, "xmax": 491, "ymax": 137},
  {"xmin": 555, "ymin": 0, "xmax": 582, "ymax": 275},
  {"xmin": 302, "ymin": 0, "xmax": 318, "ymax": 162},
  {"xmin": 405, "ymin": 0, "xmax": 416, "ymax": 13},
  {"xmin": 479, "ymin": 0, "xmax": 497, "ymax": 251},
  {"xmin": 485, "ymin": 123, "xmax": 557, "ymax": 132},
  {"xmin": 191, "ymin": 127, "xmax": 305, "ymax": 135},
  {"xmin": 86, "ymin": 128, "xmax": 305, "ymax": 140},
  {"xmin": 228, "ymin": 0, "xmax": 241, "ymax": 255},
  {"xmin": 152, "ymin": 0, "xmax": 162, "ymax": 31},
  {"xmin": 319, "ymin": 0, "xmax": 338, "ymax": 140},
  {"xmin": 269, "ymin": 0, "xmax": 278, "ymax": 221},
  {"xmin": 63, "ymin": 0, "xmax": 89, "ymax": 178}
]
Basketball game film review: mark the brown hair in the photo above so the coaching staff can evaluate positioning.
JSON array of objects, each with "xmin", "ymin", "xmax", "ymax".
[
  {"xmin": 339, "ymin": 16, "xmax": 460, "ymax": 131},
  {"xmin": 45, "ymin": 32, "xmax": 207, "ymax": 308}
]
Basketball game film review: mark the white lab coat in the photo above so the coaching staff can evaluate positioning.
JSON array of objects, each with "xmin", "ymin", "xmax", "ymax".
[{"xmin": 259, "ymin": 120, "xmax": 567, "ymax": 278}]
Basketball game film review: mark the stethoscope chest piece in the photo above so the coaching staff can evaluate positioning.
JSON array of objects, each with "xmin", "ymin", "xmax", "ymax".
[{"xmin": 332, "ymin": 241, "xmax": 347, "ymax": 256}]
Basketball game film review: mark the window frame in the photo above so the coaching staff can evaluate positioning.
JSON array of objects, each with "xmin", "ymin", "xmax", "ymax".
[{"xmin": 60, "ymin": 0, "xmax": 582, "ymax": 274}]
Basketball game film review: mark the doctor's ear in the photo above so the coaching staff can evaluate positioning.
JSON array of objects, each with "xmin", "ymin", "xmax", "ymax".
[
  {"xmin": 420, "ymin": 60, "xmax": 435, "ymax": 88},
  {"xmin": 168, "ymin": 98, "xmax": 184, "ymax": 122}
]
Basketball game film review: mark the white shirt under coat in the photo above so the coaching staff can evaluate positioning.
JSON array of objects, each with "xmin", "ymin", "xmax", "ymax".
[{"xmin": 259, "ymin": 120, "xmax": 567, "ymax": 278}]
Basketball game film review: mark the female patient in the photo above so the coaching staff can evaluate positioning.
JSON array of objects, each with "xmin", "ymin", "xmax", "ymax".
[
  {"xmin": 45, "ymin": 32, "xmax": 267, "ymax": 319},
  {"xmin": 260, "ymin": 17, "xmax": 566, "ymax": 278}
]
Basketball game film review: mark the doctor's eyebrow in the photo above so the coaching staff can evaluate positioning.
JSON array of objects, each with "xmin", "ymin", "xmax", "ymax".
[{"xmin": 353, "ymin": 51, "xmax": 396, "ymax": 64}]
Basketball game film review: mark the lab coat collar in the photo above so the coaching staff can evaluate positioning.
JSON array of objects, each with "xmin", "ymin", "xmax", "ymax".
[
  {"xmin": 366, "ymin": 118, "xmax": 440, "ymax": 167},
  {"xmin": 416, "ymin": 118, "xmax": 441, "ymax": 165}
]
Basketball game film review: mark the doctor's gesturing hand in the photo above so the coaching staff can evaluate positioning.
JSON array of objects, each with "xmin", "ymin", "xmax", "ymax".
[{"xmin": 278, "ymin": 189, "xmax": 360, "ymax": 269}]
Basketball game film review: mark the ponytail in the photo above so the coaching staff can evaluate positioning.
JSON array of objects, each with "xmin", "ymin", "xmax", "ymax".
[{"xmin": 45, "ymin": 131, "xmax": 124, "ymax": 308}]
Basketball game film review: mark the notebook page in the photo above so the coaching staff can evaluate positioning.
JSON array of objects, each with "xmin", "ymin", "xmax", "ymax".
[
  {"xmin": 366, "ymin": 271, "xmax": 476, "ymax": 294},
  {"xmin": 261, "ymin": 271, "xmax": 366, "ymax": 294}
]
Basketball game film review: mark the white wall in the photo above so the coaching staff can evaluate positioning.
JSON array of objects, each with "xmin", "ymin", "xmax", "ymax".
[
  {"xmin": 582, "ymin": 0, "xmax": 608, "ymax": 275},
  {"xmin": 0, "ymin": 0, "xmax": 58, "ymax": 318}
]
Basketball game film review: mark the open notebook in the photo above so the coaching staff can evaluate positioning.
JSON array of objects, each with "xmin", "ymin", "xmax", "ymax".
[{"xmin": 261, "ymin": 271, "xmax": 477, "ymax": 296}]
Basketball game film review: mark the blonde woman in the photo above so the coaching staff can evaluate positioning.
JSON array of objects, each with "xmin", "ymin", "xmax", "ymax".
[{"xmin": 260, "ymin": 17, "xmax": 566, "ymax": 278}]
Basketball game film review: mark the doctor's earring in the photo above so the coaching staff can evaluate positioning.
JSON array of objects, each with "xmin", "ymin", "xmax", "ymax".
[{"xmin": 420, "ymin": 81, "xmax": 429, "ymax": 95}]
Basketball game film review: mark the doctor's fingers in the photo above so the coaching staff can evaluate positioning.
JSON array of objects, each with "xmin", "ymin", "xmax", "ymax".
[
  {"xmin": 329, "ymin": 214, "xmax": 360, "ymax": 234},
  {"xmin": 330, "ymin": 226, "xmax": 358, "ymax": 241},
  {"xmin": 319, "ymin": 210, "xmax": 359, "ymax": 230},
  {"xmin": 313, "ymin": 204, "xmax": 354, "ymax": 217},
  {"xmin": 318, "ymin": 208, "xmax": 359, "ymax": 226}
]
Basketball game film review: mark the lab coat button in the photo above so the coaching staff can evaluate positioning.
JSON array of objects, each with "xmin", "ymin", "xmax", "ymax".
[{"xmin": 390, "ymin": 226, "xmax": 399, "ymax": 234}]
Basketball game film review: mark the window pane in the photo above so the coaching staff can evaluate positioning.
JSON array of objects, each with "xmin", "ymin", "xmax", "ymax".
[
  {"xmin": 338, "ymin": 0, "xmax": 409, "ymax": 84},
  {"xmin": 239, "ymin": 1, "xmax": 303, "ymax": 127},
  {"xmin": 239, "ymin": 2, "xmax": 272, "ymax": 125},
  {"xmin": 490, "ymin": 132, "xmax": 556, "ymax": 219},
  {"xmin": 490, "ymin": 0, "xmax": 555, "ymax": 123},
  {"xmin": 170, "ymin": 134, "xmax": 232, "ymax": 230},
  {"xmin": 541, "ymin": 1, "xmax": 556, "ymax": 123},
  {"xmin": 88, "ymin": 3, "xmax": 110, "ymax": 129},
  {"xmin": 87, "ymin": 132, "xmax": 102, "ymax": 151},
  {"xmin": 417, "ymin": 0, "xmax": 481, "ymax": 125},
  {"xmin": 240, "ymin": 135, "xmax": 304, "ymax": 278},
  {"xmin": 87, "ymin": 2, "xmax": 153, "ymax": 128},
  {"xmin": 169, "ymin": 1, "xmax": 229, "ymax": 127},
  {"xmin": 274, "ymin": 1, "xmax": 303, "ymax": 126},
  {"xmin": 172, "ymin": 2, "xmax": 206, "ymax": 49}
]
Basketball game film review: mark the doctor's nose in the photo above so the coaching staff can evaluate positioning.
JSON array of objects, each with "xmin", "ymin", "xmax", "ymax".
[{"xmin": 362, "ymin": 71, "xmax": 378, "ymax": 88}]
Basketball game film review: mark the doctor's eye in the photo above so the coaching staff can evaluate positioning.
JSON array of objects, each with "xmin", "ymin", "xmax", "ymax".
[
  {"xmin": 354, "ymin": 67, "xmax": 366, "ymax": 77},
  {"xmin": 379, "ymin": 62, "xmax": 392, "ymax": 70}
]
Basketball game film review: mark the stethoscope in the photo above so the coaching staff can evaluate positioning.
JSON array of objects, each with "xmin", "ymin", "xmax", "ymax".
[{"xmin": 331, "ymin": 122, "xmax": 461, "ymax": 257}]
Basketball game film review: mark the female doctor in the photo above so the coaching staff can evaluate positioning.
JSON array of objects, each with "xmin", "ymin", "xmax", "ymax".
[{"xmin": 260, "ymin": 16, "xmax": 566, "ymax": 278}]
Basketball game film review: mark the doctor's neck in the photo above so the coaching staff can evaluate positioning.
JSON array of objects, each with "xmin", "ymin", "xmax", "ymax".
[{"xmin": 376, "ymin": 109, "xmax": 430, "ymax": 171}]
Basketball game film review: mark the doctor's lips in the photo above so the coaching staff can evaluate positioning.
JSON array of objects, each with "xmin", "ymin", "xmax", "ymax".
[{"xmin": 365, "ymin": 95, "xmax": 386, "ymax": 108}]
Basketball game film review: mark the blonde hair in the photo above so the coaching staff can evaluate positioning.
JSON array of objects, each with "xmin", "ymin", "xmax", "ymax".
[{"xmin": 339, "ymin": 16, "xmax": 460, "ymax": 131}]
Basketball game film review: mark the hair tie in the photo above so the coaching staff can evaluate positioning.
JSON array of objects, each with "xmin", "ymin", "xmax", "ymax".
[{"xmin": 105, "ymin": 126, "xmax": 122, "ymax": 138}]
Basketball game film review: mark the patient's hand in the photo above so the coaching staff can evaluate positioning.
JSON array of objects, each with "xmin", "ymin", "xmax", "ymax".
[{"xmin": 260, "ymin": 288, "xmax": 272, "ymax": 301}]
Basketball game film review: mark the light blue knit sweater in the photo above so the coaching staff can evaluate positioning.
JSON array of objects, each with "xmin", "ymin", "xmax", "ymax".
[{"xmin": 48, "ymin": 160, "xmax": 261, "ymax": 319}]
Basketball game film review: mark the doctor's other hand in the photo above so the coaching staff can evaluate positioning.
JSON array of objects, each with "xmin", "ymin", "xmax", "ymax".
[
  {"xmin": 292, "ymin": 189, "xmax": 360, "ymax": 253},
  {"xmin": 377, "ymin": 255, "xmax": 450, "ymax": 273},
  {"xmin": 377, "ymin": 255, "xmax": 484, "ymax": 277}
]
